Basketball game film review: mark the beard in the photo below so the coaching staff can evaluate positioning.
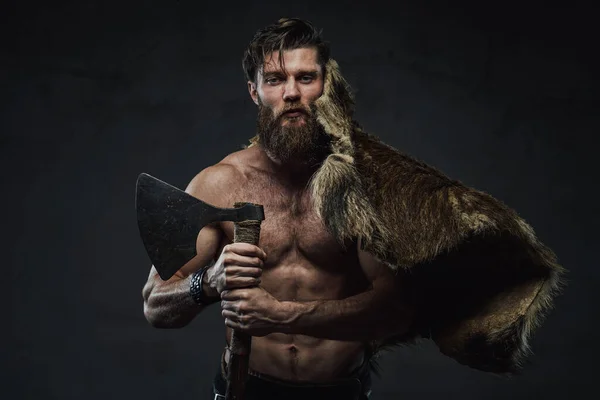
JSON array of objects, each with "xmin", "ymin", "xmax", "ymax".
[{"xmin": 256, "ymin": 100, "xmax": 331, "ymax": 168}]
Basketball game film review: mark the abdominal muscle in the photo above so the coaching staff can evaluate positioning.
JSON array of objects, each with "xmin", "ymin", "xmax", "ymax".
[
  {"xmin": 225, "ymin": 330, "xmax": 366, "ymax": 382},
  {"xmin": 217, "ymin": 168, "xmax": 370, "ymax": 382},
  {"xmin": 223, "ymin": 260, "xmax": 368, "ymax": 382}
]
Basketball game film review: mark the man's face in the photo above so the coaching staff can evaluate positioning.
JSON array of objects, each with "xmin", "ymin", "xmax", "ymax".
[{"xmin": 248, "ymin": 47, "xmax": 328, "ymax": 167}]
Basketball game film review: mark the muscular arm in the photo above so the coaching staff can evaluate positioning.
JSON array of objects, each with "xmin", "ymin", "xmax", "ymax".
[
  {"xmin": 222, "ymin": 239, "xmax": 415, "ymax": 341},
  {"xmin": 142, "ymin": 273, "xmax": 199, "ymax": 329},
  {"xmin": 141, "ymin": 166, "xmax": 230, "ymax": 328},
  {"xmin": 141, "ymin": 230, "xmax": 221, "ymax": 328},
  {"xmin": 280, "ymin": 241, "xmax": 414, "ymax": 341}
]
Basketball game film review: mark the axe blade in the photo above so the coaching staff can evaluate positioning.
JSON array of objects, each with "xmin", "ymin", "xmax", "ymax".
[
  {"xmin": 135, "ymin": 173, "xmax": 207, "ymax": 280},
  {"xmin": 135, "ymin": 173, "xmax": 265, "ymax": 281}
]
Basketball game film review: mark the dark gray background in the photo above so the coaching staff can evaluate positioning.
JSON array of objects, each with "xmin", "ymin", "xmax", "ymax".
[{"xmin": 3, "ymin": 0, "xmax": 598, "ymax": 399}]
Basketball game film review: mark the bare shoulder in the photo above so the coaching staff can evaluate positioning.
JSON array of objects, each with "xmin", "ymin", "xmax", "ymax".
[
  {"xmin": 185, "ymin": 161, "xmax": 240, "ymax": 207},
  {"xmin": 222, "ymin": 145, "xmax": 266, "ymax": 172},
  {"xmin": 185, "ymin": 147, "xmax": 263, "ymax": 206}
]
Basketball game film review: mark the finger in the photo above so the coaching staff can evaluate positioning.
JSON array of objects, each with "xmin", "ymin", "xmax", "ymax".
[
  {"xmin": 220, "ymin": 299, "xmax": 244, "ymax": 312},
  {"xmin": 222, "ymin": 255, "xmax": 264, "ymax": 268},
  {"xmin": 225, "ymin": 277, "xmax": 261, "ymax": 290},
  {"xmin": 225, "ymin": 318, "xmax": 238, "ymax": 329},
  {"xmin": 224, "ymin": 243, "xmax": 267, "ymax": 260},
  {"xmin": 225, "ymin": 266, "xmax": 263, "ymax": 277},
  {"xmin": 225, "ymin": 319, "xmax": 245, "ymax": 331},
  {"xmin": 221, "ymin": 289, "xmax": 245, "ymax": 300},
  {"xmin": 222, "ymin": 309, "xmax": 240, "ymax": 322}
]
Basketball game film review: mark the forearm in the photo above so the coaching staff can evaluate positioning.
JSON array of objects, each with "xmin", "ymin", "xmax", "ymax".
[
  {"xmin": 280, "ymin": 288, "xmax": 413, "ymax": 341},
  {"xmin": 143, "ymin": 270, "xmax": 219, "ymax": 328}
]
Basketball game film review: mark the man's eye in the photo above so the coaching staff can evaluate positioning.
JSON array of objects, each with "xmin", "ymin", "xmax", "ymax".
[
  {"xmin": 266, "ymin": 77, "xmax": 281, "ymax": 85},
  {"xmin": 300, "ymin": 76, "xmax": 314, "ymax": 83}
]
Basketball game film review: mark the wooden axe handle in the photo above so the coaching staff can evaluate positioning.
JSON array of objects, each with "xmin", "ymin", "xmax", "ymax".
[{"xmin": 226, "ymin": 202, "xmax": 262, "ymax": 400}]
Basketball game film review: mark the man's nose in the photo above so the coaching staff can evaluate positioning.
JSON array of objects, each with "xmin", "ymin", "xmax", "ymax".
[{"xmin": 282, "ymin": 79, "xmax": 300, "ymax": 102}]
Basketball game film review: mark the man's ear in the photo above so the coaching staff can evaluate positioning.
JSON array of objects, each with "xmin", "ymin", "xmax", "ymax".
[{"xmin": 248, "ymin": 81, "xmax": 259, "ymax": 105}]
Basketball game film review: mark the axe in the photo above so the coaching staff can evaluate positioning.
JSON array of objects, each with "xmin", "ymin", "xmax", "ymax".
[{"xmin": 135, "ymin": 173, "xmax": 264, "ymax": 400}]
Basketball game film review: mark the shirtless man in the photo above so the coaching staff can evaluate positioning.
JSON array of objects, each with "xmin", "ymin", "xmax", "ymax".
[{"xmin": 142, "ymin": 18, "xmax": 413, "ymax": 400}]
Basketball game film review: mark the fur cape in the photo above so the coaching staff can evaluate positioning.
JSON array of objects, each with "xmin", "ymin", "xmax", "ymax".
[{"xmin": 247, "ymin": 59, "xmax": 565, "ymax": 374}]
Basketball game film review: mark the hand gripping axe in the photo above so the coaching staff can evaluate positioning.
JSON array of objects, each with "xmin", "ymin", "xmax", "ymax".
[{"xmin": 135, "ymin": 173, "xmax": 265, "ymax": 400}]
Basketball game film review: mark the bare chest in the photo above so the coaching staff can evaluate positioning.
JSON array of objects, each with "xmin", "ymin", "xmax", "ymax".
[{"xmin": 220, "ymin": 178, "xmax": 349, "ymax": 268}]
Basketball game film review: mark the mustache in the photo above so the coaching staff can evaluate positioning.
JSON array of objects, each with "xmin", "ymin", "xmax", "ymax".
[{"xmin": 276, "ymin": 104, "xmax": 312, "ymax": 119}]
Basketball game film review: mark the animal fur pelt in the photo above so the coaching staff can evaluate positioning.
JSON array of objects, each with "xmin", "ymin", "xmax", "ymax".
[{"xmin": 247, "ymin": 59, "xmax": 565, "ymax": 374}]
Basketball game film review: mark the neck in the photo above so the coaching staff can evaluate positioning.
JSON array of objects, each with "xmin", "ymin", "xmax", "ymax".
[{"xmin": 259, "ymin": 144, "xmax": 325, "ymax": 188}]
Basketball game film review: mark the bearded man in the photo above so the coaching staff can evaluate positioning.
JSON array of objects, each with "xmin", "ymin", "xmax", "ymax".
[{"xmin": 142, "ymin": 18, "xmax": 564, "ymax": 400}]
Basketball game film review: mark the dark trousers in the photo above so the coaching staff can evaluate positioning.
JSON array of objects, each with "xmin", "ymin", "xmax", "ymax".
[{"xmin": 212, "ymin": 359, "xmax": 372, "ymax": 400}]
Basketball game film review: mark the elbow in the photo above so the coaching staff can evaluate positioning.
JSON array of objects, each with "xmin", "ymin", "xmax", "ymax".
[
  {"xmin": 145, "ymin": 316, "xmax": 177, "ymax": 329},
  {"xmin": 143, "ymin": 304, "xmax": 163, "ymax": 328},
  {"xmin": 143, "ymin": 299, "xmax": 166, "ymax": 328},
  {"xmin": 141, "ymin": 283, "xmax": 175, "ymax": 328},
  {"xmin": 142, "ymin": 285, "xmax": 159, "ymax": 326},
  {"xmin": 143, "ymin": 296, "xmax": 188, "ymax": 329}
]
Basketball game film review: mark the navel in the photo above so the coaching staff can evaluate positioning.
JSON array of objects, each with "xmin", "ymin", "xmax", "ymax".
[{"xmin": 288, "ymin": 345, "xmax": 299, "ymax": 377}]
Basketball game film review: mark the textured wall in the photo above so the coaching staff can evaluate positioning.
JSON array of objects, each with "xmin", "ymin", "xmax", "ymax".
[{"xmin": 3, "ymin": 1, "xmax": 597, "ymax": 399}]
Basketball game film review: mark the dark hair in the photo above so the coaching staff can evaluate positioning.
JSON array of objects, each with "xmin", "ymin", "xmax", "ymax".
[{"xmin": 242, "ymin": 18, "xmax": 330, "ymax": 83}]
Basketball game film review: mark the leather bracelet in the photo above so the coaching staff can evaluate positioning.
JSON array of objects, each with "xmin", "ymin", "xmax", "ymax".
[{"xmin": 190, "ymin": 262, "xmax": 219, "ymax": 305}]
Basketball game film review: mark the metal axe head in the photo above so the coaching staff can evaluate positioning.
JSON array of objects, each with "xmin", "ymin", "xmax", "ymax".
[{"xmin": 135, "ymin": 173, "xmax": 264, "ymax": 281}]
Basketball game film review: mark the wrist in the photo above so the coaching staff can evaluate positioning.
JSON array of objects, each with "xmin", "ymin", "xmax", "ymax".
[
  {"xmin": 190, "ymin": 264, "xmax": 219, "ymax": 305},
  {"xmin": 201, "ymin": 266, "xmax": 219, "ymax": 299},
  {"xmin": 277, "ymin": 301, "xmax": 311, "ymax": 334}
]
